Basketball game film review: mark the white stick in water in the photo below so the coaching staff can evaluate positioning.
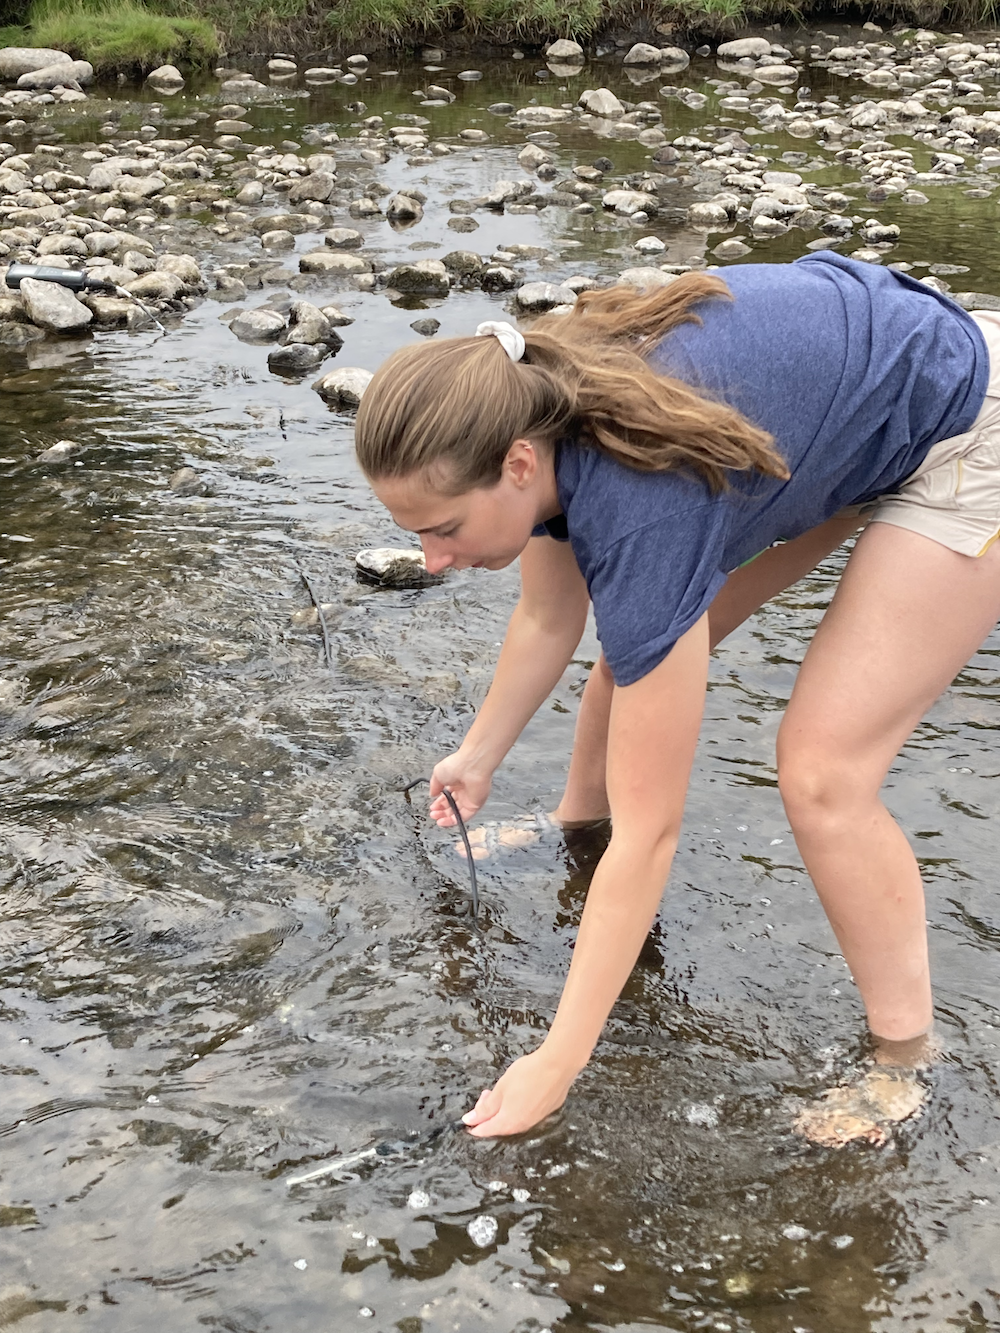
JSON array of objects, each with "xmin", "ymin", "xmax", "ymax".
[{"xmin": 286, "ymin": 1146, "xmax": 378, "ymax": 1186}]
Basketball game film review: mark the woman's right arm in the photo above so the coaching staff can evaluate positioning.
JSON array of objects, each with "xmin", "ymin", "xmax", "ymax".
[{"xmin": 429, "ymin": 535, "xmax": 590, "ymax": 826}]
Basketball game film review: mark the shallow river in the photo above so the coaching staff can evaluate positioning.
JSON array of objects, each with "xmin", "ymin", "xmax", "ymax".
[{"xmin": 1, "ymin": 33, "xmax": 1000, "ymax": 1332}]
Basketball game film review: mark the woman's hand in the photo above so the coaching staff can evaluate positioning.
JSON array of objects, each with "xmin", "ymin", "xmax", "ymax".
[
  {"xmin": 461, "ymin": 1047, "xmax": 580, "ymax": 1138},
  {"xmin": 429, "ymin": 751, "xmax": 493, "ymax": 826}
]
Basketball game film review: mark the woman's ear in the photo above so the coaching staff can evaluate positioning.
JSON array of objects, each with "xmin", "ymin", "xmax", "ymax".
[{"xmin": 503, "ymin": 438, "xmax": 539, "ymax": 489}]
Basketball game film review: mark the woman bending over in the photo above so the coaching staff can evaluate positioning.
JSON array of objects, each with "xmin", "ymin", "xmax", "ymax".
[{"xmin": 355, "ymin": 252, "xmax": 1000, "ymax": 1141}]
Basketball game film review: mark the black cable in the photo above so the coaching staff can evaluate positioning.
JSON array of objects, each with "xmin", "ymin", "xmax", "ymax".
[
  {"xmin": 297, "ymin": 566, "xmax": 334, "ymax": 670},
  {"xmin": 402, "ymin": 777, "xmax": 479, "ymax": 926}
]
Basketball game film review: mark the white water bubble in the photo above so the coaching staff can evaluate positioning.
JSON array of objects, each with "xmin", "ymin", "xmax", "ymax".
[
  {"xmin": 359, "ymin": 1308, "xmax": 374, "ymax": 1318},
  {"xmin": 831, "ymin": 1234, "xmax": 854, "ymax": 1248},
  {"xmin": 487, "ymin": 1179, "xmax": 507, "ymax": 1192},
  {"xmin": 513, "ymin": 1188, "xmax": 531, "ymax": 1203},
  {"xmin": 407, "ymin": 1190, "xmax": 431, "ymax": 1210},
  {"xmin": 467, "ymin": 1214, "xmax": 499, "ymax": 1247},
  {"xmin": 293, "ymin": 1258, "xmax": 308, "ymax": 1270}
]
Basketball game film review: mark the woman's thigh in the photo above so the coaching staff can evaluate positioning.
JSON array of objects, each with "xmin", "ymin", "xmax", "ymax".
[{"xmin": 778, "ymin": 521, "xmax": 1000, "ymax": 798}]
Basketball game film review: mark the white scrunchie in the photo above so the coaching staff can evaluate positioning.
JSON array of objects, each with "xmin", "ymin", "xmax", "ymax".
[{"xmin": 475, "ymin": 320, "xmax": 525, "ymax": 363}]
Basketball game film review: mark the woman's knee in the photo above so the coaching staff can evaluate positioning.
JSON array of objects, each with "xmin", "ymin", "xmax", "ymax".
[{"xmin": 776, "ymin": 735, "xmax": 877, "ymax": 833}]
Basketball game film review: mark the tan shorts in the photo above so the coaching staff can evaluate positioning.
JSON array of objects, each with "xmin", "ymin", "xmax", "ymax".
[{"xmin": 861, "ymin": 311, "xmax": 1000, "ymax": 558}]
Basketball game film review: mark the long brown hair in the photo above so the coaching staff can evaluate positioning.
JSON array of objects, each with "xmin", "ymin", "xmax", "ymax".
[{"xmin": 355, "ymin": 274, "xmax": 789, "ymax": 494}]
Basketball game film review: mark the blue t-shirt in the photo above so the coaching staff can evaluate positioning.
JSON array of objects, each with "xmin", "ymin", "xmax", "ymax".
[{"xmin": 532, "ymin": 253, "xmax": 989, "ymax": 686}]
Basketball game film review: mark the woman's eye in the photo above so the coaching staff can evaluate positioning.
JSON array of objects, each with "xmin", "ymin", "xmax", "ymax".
[{"xmin": 440, "ymin": 527, "xmax": 458, "ymax": 539}]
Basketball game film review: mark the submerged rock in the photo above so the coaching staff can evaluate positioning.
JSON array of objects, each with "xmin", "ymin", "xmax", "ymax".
[
  {"xmin": 387, "ymin": 260, "xmax": 449, "ymax": 295},
  {"xmin": 146, "ymin": 64, "xmax": 184, "ymax": 90},
  {"xmin": 355, "ymin": 547, "xmax": 439, "ymax": 587}
]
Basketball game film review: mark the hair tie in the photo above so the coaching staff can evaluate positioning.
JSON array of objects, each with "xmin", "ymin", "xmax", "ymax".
[{"xmin": 475, "ymin": 320, "xmax": 525, "ymax": 363}]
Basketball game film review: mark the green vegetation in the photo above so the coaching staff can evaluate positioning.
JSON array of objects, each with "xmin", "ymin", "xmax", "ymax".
[
  {"xmin": 0, "ymin": 0, "xmax": 218, "ymax": 73},
  {"xmin": 0, "ymin": 0, "xmax": 998, "ymax": 74}
]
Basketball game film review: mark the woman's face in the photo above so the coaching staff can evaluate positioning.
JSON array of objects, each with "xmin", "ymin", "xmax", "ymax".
[{"xmin": 370, "ymin": 440, "xmax": 556, "ymax": 575}]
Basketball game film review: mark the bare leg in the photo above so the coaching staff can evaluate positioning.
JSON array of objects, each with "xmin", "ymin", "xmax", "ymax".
[
  {"xmin": 778, "ymin": 522, "xmax": 1000, "ymax": 1043},
  {"xmin": 552, "ymin": 514, "xmax": 863, "ymax": 825}
]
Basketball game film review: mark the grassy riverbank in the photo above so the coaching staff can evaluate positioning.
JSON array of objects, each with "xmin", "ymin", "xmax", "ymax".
[{"xmin": 0, "ymin": 0, "xmax": 998, "ymax": 72}]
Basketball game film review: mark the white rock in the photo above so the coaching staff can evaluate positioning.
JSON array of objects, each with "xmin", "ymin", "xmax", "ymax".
[
  {"xmin": 0, "ymin": 47, "xmax": 71, "ymax": 79},
  {"xmin": 514, "ymin": 281, "xmax": 577, "ymax": 311},
  {"xmin": 230, "ymin": 308, "xmax": 286, "ymax": 342},
  {"xmin": 546, "ymin": 38, "xmax": 584, "ymax": 61},
  {"xmin": 717, "ymin": 37, "xmax": 772, "ymax": 58},
  {"xmin": 146, "ymin": 64, "xmax": 184, "ymax": 89},
  {"xmin": 313, "ymin": 366, "xmax": 373, "ymax": 407},
  {"xmin": 355, "ymin": 547, "xmax": 433, "ymax": 585},
  {"xmin": 623, "ymin": 42, "xmax": 663, "ymax": 65},
  {"xmin": 17, "ymin": 58, "xmax": 92, "ymax": 88},
  {"xmin": 466, "ymin": 1214, "xmax": 499, "ymax": 1248},
  {"xmin": 407, "ymin": 1190, "xmax": 431, "ymax": 1209},
  {"xmin": 20, "ymin": 277, "xmax": 92, "ymax": 332},
  {"xmin": 602, "ymin": 188, "xmax": 657, "ymax": 216},
  {"xmin": 659, "ymin": 46, "xmax": 690, "ymax": 69},
  {"xmin": 617, "ymin": 267, "xmax": 679, "ymax": 289},
  {"xmin": 578, "ymin": 87, "xmax": 624, "ymax": 117},
  {"xmin": 753, "ymin": 64, "xmax": 798, "ymax": 84}
]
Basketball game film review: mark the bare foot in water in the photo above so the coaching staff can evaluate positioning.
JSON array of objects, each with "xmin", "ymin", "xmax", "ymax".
[
  {"xmin": 456, "ymin": 812, "xmax": 611, "ymax": 860},
  {"xmin": 794, "ymin": 1031, "xmax": 938, "ymax": 1148}
]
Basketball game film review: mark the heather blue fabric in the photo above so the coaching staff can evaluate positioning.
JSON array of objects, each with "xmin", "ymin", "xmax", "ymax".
[{"xmin": 531, "ymin": 253, "xmax": 990, "ymax": 686}]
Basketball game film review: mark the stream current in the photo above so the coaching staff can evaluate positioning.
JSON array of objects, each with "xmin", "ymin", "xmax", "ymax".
[{"xmin": 1, "ymin": 33, "xmax": 1000, "ymax": 1331}]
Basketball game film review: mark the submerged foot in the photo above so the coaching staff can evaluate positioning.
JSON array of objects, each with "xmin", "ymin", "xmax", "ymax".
[
  {"xmin": 793, "ymin": 1068, "xmax": 929, "ymax": 1148},
  {"xmin": 456, "ymin": 812, "xmax": 611, "ymax": 861}
]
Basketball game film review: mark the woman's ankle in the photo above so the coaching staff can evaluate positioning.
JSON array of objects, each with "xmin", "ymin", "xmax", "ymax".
[{"xmin": 551, "ymin": 797, "xmax": 611, "ymax": 825}]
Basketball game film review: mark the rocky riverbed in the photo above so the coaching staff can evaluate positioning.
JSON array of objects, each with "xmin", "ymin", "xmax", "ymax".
[
  {"xmin": 1, "ymin": 24, "xmax": 1000, "ymax": 396},
  {"xmin": 2, "ymin": 26, "xmax": 1000, "ymax": 1333}
]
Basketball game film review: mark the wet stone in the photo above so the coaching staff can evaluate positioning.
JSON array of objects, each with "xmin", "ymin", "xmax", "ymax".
[
  {"xmin": 410, "ymin": 317, "xmax": 440, "ymax": 336},
  {"xmin": 312, "ymin": 365, "xmax": 372, "ymax": 406},
  {"xmin": 230, "ymin": 307, "xmax": 286, "ymax": 342},
  {"xmin": 268, "ymin": 342, "xmax": 327, "ymax": 374},
  {"xmin": 514, "ymin": 281, "xmax": 577, "ymax": 312},
  {"xmin": 355, "ymin": 547, "xmax": 435, "ymax": 586}
]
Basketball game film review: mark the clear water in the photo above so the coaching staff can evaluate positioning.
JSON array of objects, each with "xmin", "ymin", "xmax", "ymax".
[{"xmin": 1, "ymin": 33, "xmax": 999, "ymax": 1331}]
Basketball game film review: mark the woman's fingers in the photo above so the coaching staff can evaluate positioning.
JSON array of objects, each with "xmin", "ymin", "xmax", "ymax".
[{"xmin": 462, "ymin": 1087, "xmax": 499, "ymax": 1127}]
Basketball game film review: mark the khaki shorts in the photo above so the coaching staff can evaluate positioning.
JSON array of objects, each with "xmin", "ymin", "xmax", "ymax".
[{"xmin": 861, "ymin": 311, "xmax": 1000, "ymax": 558}]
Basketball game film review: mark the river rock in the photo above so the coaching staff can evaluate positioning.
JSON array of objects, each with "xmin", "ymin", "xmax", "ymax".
[
  {"xmin": 268, "ymin": 342, "xmax": 326, "ymax": 374},
  {"xmin": 156, "ymin": 253, "xmax": 204, "ymax": 291},
  {"xmin": 546, "ymin": 39, "xmax": 584, "ymax": 62},
  {"xmin": 617, "ymin": 267, "xmax": 678, "ymax": 289},
  {"xmin": 269, "ymin": 58, "xmax": 297, "ymax": 74},
  {"xmin": 688, "ymin": 200, "xmax": 731, "ymax": 228},
  {"xmin": 261, "ymin": 229, "xmax": 294, "ymax": 251},
  {"xmin": 146, "ymin": 64, "xmax": 184, "ymax": 89},
  {"xmin": 386, "ymin": 193, "xmax": 423, "ymax": 223},
  {"xmin": 518, "ymin": 143, "xmax": 553, "ymax": 170},
  {"xmin": 169, "ymin": 466, "xmax": 205, "ymax": 494},
  {"xmin": 659, "ymin": 46, "xmax": 690, "ymax": 70},
  {"xmin": 324, "ymin": 227, "xmax": 363, "ymax": 248},
  {"xmin": 410, "ymin": 317, "xmax": 440, "ymax": 336},
  {"xmin": 387, "ymin": 260, "xmax": 449, "ymax": 295},
  {"xmin": 82, "ymin": 295, "xmax": 131, "ymax": 325},
  {"xmin": 0, "ymin": 47, "xmax": 72, "ymax": 79},
  {"xmin": 17, "ymin": 59, "xmax": 92, "ymax": 89},
  {"xmin": 288, "ymin": 171, "xmax": 336, "ymax": 204},
  {"xmin": 230, "ymin": 307, "xmax": 286, "ymax": 341},
  {"xmin": 313, "ymin": 365, "xmax": 372, "ymax": 406},
  {"xmin": 514, "ymin": 281, "xmax": 576, "ymax": 312},
  {"xmin": 623, "ymin": 43, "xmax": 662, "ymax": 65},
  {"xmin": 236, "ymin": 181, "xmax": 264, "ymax": 205},
  {"xmin": 299, "ymin": 250, "xmax": 371, "ymax": 275},
  {"xmin": 717, "ymin": 37, "xmax": 772, "ymax": 58},
  {"xmin": 20, "ymin": 277, "xmax": 92, "ymax": 332},
  {"xmin": 355, "ymin": 547, "xmax": 433, "ymax": 586},
  {"xmin": 284, "ymin": 299, "xmax": 340, "ymax": 345},
  {"xmin": 579, "ymin": 87, "xmax": 624, "ymax": 116},
  {"xmin": 126, "ymin": 272, "xmax": 185, "ymax": 302},
  {"xmin": 754, "ymin": 64, "xmax": 798, "ymax": 85},
  {"xmin": 602, "ymin": 188, "xmax": 658, "ymax": 216}
]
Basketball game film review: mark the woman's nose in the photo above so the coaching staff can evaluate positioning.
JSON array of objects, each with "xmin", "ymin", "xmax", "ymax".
[{"xmin": 420, "ymin": 537, "xmax": 452, "ymax": 575}]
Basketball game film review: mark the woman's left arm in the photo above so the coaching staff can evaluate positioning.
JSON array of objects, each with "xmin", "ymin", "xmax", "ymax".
[{"xmin": 463, "ymin": 612, "xmax": 710, "ymax": 1137}]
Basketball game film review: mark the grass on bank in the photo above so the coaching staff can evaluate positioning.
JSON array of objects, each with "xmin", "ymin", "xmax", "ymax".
[{"xmin": 0, "ymin": 0, "xmax": 218, "ymax": 73}]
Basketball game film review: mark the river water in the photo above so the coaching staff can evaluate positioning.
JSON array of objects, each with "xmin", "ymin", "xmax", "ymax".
[{"xmin": 1, "ymin": 33, "xmax": 1000, "ymax": 1331}]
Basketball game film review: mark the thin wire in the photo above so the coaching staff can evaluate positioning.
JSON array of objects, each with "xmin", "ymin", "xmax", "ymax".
[
  {"xmin": 402, "ymin": 777, "xmax": 479, "ymax": 926},
  {"xmin": 297, "ymin": 566, "xmax": 334, "ymax": 670}
]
